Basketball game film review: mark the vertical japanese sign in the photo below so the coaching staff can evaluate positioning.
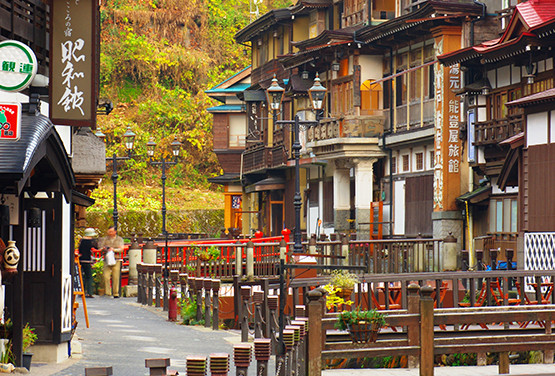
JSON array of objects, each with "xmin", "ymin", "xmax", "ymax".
[
  {"xmin": 50, "ymin": 0, "xmax": 98, "ymax": 127},
  {"xmin": 432, "ymin": 28, "xmax": 462, "ymax": 212}
]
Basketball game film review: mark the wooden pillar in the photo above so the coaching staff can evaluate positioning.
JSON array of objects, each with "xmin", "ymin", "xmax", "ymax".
[
  {"xmin": 407, "ymin": 284, "xmax": 421, "ymax": 368},
  {"xmin": 212, "ymin": 279, "xmax": 220, "ymax": 331},
  {"xmin": 307, "ymin": 289, "xmax": 324, "ymax": 376},
  {"xmin": 419, "ymin": 286, "xmax": 434, "ymax": 376},
  {"xmin": 499, "ymin": 352, "xmax": 510, "ymax": 374}
]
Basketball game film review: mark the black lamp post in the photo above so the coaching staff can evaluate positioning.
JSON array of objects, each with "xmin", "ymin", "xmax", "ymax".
[
  {"xmin": 96, "ymin": 126, "xmax": 136, "ymax": 231},
  {"xmin": 265, "ymin": 73, "xmax": 326, "ymax": 360},
  {"xmin": 148, "ymin": 137, "xmax": 182, "ymax": 311}
]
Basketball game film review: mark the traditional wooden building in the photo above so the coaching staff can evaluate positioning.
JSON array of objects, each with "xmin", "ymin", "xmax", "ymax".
[
  {"xmin": 439, "ymin": 0, "xmax": 555, "ymax": 268},
  {"xmin": 233, "ymin": 0, "xmax": 505, "ymax": 242},
  {"xmin": 0, "ymin": 0, "xmax": 104, "ymax": 365},
  {"xmin": 206, "ymin": 67, "xmax": 251, "ymax": 234}
]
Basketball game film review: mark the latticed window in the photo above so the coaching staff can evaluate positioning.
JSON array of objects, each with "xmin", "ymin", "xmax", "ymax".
[
  {"xmin": 416, "ymin": 152, "xmax": 423, "ymax": 170},
  {"xmin": 402, "ymin": 154, "xmax": 409, "ymax": 172}
]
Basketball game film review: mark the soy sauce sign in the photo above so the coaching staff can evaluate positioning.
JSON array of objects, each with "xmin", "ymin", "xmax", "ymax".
[{"xmin": 0, "ymin": 103, "xmax": 21, "ymax": 141}]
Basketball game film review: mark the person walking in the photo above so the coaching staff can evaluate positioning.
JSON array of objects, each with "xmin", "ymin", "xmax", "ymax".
[
  {"xmin": 99, "ymin": 226, "xmax": 124, "ymax": 298},
  {"xmin": 78, "ymin": 228, "xmax": 98, "ymax": 298}
]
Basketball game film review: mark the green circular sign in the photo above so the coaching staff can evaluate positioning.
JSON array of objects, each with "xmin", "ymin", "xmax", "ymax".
[{"xmin": 0, "ymin": 40, "xmax": 38, "ymax": 92}]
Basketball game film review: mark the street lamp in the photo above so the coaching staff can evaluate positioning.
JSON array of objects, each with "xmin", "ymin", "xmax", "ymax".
[
  {"xmin": 266, "ymin": 74, "xmax": 285, "ymax": 128},
  {"xmin": 148, "ymin": 137, "xmax": 182, "ymax": 311},
  {"xmin": 100, "ymin": 126, "xmax": 136, "ymax": 231},
  {"xmin": 265, "ymin": 73, "xmax": 326, "ymax": 360}
]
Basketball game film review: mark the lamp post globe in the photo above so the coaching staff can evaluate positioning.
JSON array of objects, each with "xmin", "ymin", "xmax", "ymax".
[
  {"xmin": 265, "ymin": 74, "xmax": 285, "ymax": 112},
  {"xmin": 171, "ymin": 137, "xmax": 182, "ymax": 158},
  {"xmin": 308, "ymin": 73, "xmax": 327, "ymax": 112},
  {"xmin": 123, "ymin": 126, "xmax": 136, "ymax": 155},
  {"xmin": 147, "ymin": 138, "xmax": 157, "ymax": 158}
]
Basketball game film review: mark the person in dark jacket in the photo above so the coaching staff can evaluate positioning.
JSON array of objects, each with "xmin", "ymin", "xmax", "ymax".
[{"xmin": 79, "ymin": 228, "xmax": 98, "ymax": 298}]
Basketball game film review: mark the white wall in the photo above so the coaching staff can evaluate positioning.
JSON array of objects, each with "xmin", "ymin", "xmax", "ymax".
[
  {"xmin": 527, "ymin": 112, "xmax": 548, "ymax": 147},
  {"xmin": 394, "ymin": 179, "xmax": 405, "ymax": 235},
  {"xmin": 359, "ymin": 55, "xmax": 383, "ymax": 83}
]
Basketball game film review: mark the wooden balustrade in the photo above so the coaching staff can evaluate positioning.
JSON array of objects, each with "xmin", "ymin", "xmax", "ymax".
[
  {"xmin": 475, "ymin": 113, "xmax": 523, "ymax": 146},
  {"xmin": 307, "ymin": 282, "xmax": 555, "ymax": 376}
]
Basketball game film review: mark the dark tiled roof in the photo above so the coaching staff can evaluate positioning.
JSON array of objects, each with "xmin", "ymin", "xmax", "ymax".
[
  {"xmin": 0, "ymin": 112, "xmax": 74, "ymax": 198},
  {"xmin": 506, "ymin": 87, "xmax": 555, "ymax": 107}
]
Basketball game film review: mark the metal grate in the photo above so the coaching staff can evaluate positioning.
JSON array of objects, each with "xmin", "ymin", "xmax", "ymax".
[
  {"xmin": 524, "ymin": 232, "xmax": 555, "ymax": 292},
  {"xmin": 23, "ymin": 209, "xmax": 46, "ymax": 272}
]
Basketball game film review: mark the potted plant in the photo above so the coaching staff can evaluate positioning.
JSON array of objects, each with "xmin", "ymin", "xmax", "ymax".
[
  {"xmin": 329, "ymin": 270, "xmax": 359, "ymax": 300},
  {"xmin": 21, "ymin": 323, "xmax": 37, "ymax": 370},
  {"xmin": 335, "ymin": 309, "xmax": 386, "ymax": 344}
]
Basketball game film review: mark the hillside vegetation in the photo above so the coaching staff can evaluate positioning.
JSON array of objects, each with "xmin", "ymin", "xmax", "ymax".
[{"xmin": 96, "ymin": 0, "xmax": 292, "ymax": 192}]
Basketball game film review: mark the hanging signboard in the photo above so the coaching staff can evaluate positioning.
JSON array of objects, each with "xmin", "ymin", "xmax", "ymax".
[
  {"xmin": 50, "ymin": 0, "xmax": 98, "ymax": 127},
  {"xmin": 0, "ymin": 41, "xmax": 38, "ymax": 92},
  {"xmin": 0, "ymin": 103, "xmax": 22, "ymax": 141}
]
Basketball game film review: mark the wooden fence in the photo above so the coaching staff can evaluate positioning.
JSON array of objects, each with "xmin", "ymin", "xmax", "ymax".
[{"xmin": 307, "ymin": 285, "xmax": 555, "ymax": 376}]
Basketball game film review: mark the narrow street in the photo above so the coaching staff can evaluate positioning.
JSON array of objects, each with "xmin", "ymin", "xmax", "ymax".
[{"xmin": 29, "ymin": 296, "xmax": 250, "ymax": 376}]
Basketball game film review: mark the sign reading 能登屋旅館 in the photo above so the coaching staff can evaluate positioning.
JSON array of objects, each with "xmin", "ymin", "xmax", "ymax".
[
  {"xmin": 50, "ymin": 0, "xmax": 98, "ymax": 127},
  {"xmin": 0, "ymin": 41, "xmax": 38, "ymax": 92}
]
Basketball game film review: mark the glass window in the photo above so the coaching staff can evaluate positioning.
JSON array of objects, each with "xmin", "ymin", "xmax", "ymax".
[
  {"xmin": 402, "ymin": 154, "xmax": 409, "ymax": 172},
  {"xmin": 429, "ymin": 150, "xmax": 435, "ymax": 169},
  {"xmin": 416, "ymin": 152, "xmax": 423, "ymax": 170},
  {"xmin": 511, "ymin": 200, "xmax": 518, "ymax": 232},
  {"xmin": 391, "ymin": 156, "xmax": 397, "ymax": 174}
]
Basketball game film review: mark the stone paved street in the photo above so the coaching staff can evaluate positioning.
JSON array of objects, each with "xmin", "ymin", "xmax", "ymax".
[{"xmin": 28, "ymin": 295, "xmax": 257, "ymax": 376}]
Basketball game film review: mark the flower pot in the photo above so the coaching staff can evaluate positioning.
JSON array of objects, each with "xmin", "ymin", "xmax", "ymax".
[
  {"xmin": 98, "ymin": 287, "xmax": 105, "ymax": 296},
  {"xmin": 347, "ymin": 322, "xmax": 381, "ymax": 344},
  {"xmin": 336, "ymin": 288, "xmax": 353, "ymax": 300},
  {"xmin": 22, "ymin": 352, "xmax": 32, "ymax": 370},
  {"xmin": 198, "ymin": 253, "xmax": 212, "ymax": 262}
]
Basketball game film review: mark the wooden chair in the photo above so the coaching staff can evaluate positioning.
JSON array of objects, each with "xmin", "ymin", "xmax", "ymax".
[
  {"xmin": 369, "ymin": 285, "xmax": 401, "ymax": 332},
  {"xmin": 459, "ymin": 281, "xmax": 489, "ymax": 330}
]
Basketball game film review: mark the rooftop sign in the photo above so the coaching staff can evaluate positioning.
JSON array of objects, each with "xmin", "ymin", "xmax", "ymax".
[{"xmin": 0, "ymin": 41, "xmax": 38, "ymax": 92}]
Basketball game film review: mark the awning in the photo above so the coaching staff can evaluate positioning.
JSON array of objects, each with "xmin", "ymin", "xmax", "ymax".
[
  {"xmin": 72, "ymin": 190, "xmax": 95, "ymax": 207},
  {"xmin": 245, "ymin": 176, "xmax": 285, "ymax": 193},
  {"xmin": 457, "ymin": 184, "xmax": 491, "ymax": 205}
]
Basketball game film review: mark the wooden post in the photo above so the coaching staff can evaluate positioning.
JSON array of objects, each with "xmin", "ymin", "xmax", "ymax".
[
  {"xmin": 262, "ymin": 278, "xmax": 270, "ymax": 338},
  {"xmin": 145, "ymin": 358, "xmax": 170, "ymax": 376},
  {"xmin": 235, "ymin": 240, "xmax": 243, "ymax": 277},
  {"xmin": 307, "ymin": 288, "xmax": 324, "ymax": 376},
  {"xmin": 234, "ymin": 344, "xmax": 251, "ymax": 376},
  {"xmin": 212, "ymin": 279, "xmax": 220, "ymax": 331},
  {"xmin": 254, "ymin": 339, "xmax": 271, "ymax": 376},
  {"xmin": 246, "ymin": 240, "xmax": 254, "ymax": 280},
  {"xmin": 137, "ymin": 264, "xmax": 144, "ymax": 304},
  {"xmin": 204, "ymin": 278, "xmax": 211, "ymax": 328},
  {"xmin": 544, "ymin": 314, "xmax": 554, "ymax": 363},
  {"xmin": 85, "ymin": 367, "xmax": 113, "ymax": 376},
  {"xmin": 268, "ymin": 295, "xmax": 279, "ymax": 355},
  {"xmin": 407, "ymin": 283, "xmax": 420, "ymax": 368},
  {"xmin": 340, "ymin": 234, "xmax": 349, "ymax": 267},
  {"xmin": 154, "ymin": 265, "xmax": 162, "ymax": 308},
  {"xmin": 308, "ymin": 235, "xmax": 317, "ymax": 255},
  {"xmin": 419, "ymin": 286, "xmax": 434, "ymax": 376},
  {"xmin": 254, "ymin": 291, "xmax": 264, "ymax": 338},
  {"xmin": 233, "ymin": 276, "xmax": 241, "ymax": 330},
  {"xmin": 241, "ymin": 286, "xmax": 251, "ymax": 342},
  {"xmin": 499, "ymin": 352, "xmax": 510, "ymax": 374},
  {"xmin": 147, "ymin": 266, "xmax": 153, "ymax": 306},
  {"xmin": 179, "ymin": 273, "xmax": 188, "ymax": 301},
  {"xmin": 196, "ymin": 278, "xmax": 203, "ymax": 322}
]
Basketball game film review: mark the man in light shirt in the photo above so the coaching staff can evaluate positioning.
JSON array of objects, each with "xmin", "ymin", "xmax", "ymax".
[{"xmin": 99, "ymin": 225, "xmax": 124, "ymax": 298}]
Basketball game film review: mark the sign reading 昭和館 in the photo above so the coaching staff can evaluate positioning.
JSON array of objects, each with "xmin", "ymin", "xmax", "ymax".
[
  {"xmin": 0, "ymin": 103, "xmax": 22, "ymax": 141},
  {"xmin": 0, "ymin": 41, "xmax": 38, "ymax": 92},
  {"xmin": 50, "ymin": 0, "xmax": 98, "ymax": 127}
]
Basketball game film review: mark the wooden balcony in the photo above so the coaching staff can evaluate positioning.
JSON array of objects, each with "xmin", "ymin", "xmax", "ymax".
[
  {"xmin": 475, "ymin": 114, "xmax": 523, "ymax": 146},
  {"xmin": 251, "ymin": 59, "xmax": 287, "ymax": 85},
  {"xmin": 307, "ymin": 115, "xmax": 384, "ymax": 143},
  {"xmin": 0, "ymin": 0, "xmax": 48, "ymax": 73},
  {"xmin": 242, "ymin": 128, "xmax": 291, "ymax": 174}
]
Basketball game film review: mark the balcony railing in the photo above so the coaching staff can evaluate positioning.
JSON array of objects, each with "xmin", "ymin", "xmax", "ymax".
[
  {"xmin": 307, "ymin": 114, "xmax": 384, "ymax": 143},
  {"xmin": 242, "ymin": 128, "xmax": 291, "ymax": 174},
  {"xmin": 475, "ymin": 114, "xmax": 523, "ymax": 146},
  {"xmin": 251, "ymin": 59, "xmax": 286, "ymax": 85},
  {"xmin": 0, "ymin": 0, "xmax": 48, "ymax": 72}
]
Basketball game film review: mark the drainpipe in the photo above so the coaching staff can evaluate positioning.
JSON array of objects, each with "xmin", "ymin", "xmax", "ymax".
[
  {"xmin": 470, "ymin": 0, "xmax": 486, "ymax": 46},
  {"xmin": 382, "ymin": 46, "xmax": 394, "ymax": 238}
]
